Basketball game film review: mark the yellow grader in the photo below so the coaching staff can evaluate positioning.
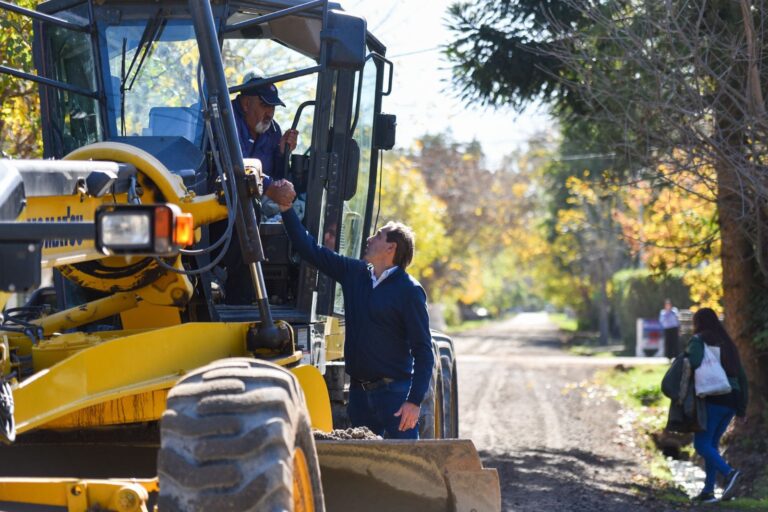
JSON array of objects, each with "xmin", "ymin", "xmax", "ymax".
[{"xmin": 0, "ymin": 0, "xmax": 500, "ymax": 511}]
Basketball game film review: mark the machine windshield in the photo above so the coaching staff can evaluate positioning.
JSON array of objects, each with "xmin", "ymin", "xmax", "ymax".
[{"xmin": 99, "ymin": 17, "xmax": 204, "ymax": 144}]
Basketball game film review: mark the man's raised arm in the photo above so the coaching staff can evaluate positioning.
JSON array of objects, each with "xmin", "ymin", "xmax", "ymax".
[{"xmin": 272, "ymin": 180, "xmax": 358, "ymax": 283}]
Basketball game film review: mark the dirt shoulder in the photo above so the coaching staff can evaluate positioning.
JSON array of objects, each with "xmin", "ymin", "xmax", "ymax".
[{"xmin": 454, "ymin": 313, "xmax": 683, "ymax": 511}]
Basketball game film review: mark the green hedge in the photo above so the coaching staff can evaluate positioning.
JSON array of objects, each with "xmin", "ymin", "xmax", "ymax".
[{"xmin": 611, "ymin": 269, "xmax": 691, "ymax": 351}]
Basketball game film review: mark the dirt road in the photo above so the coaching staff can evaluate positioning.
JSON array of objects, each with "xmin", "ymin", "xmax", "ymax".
[{"xmin": 455, "ymin": 313, "xmax": 681, "ymax": 511}]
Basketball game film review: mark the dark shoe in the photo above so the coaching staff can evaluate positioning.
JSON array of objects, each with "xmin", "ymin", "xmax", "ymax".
[
  {"xmin": 691, "ymin": 491, "xmax": 719, "ymax": 504},
  {"xmin": 721, "ymin": 469, "xmax": 741, "ymax": 500}
]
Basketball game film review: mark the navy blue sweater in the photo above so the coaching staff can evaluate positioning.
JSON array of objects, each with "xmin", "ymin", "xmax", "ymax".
[{"xmin": 281, "ymin": 209, "xmax": 434, "ymax": 405}]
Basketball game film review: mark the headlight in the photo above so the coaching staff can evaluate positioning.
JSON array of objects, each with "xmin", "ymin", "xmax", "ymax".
[
  {"xmin": 95, "ymin": 204, "xmax": 193, "ymax": 256},
  {"xmin": 99, "ymin": 211, "xmax": 151, "ymax": 247}
]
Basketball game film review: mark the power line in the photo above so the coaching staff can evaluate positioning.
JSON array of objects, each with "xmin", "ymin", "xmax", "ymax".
[
  {"xmin": 556, "ymin": 153, "xmax": 616, "ymax": 161},
  {"xmin": 390, "ymin": 46, "xmax": 442, "ymax": 58}
]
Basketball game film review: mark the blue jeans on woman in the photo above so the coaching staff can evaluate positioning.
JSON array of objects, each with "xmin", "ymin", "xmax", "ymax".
[
  {"xmin": 348, "ymin": 378, "xmax": 418, "ymax": 439},
  {"xmin": 694, "ymin": 402, "xmax": 735, "ymax": 493}
]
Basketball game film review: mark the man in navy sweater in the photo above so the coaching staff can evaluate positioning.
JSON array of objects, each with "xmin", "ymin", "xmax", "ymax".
[{"xmin": 272, "ymin": 181, "xmax": 434, "ymax": 439}]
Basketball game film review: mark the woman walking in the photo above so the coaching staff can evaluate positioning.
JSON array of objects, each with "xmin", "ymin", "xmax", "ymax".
[{"xmin": 688, "ymin": 308, "xmax": 749, "ymax": 503}]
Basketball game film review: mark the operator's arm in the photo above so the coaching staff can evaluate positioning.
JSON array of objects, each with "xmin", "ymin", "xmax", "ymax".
[
  {"xmin": 404, "ymin": 286, "xmax": 434, "ymax": 406},
  {"xmin": 281, "ymin": 207, "xmax": 355, "ymax": 283}
]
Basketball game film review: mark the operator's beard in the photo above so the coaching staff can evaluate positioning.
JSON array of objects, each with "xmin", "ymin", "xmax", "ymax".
[{"xmin": 255, "ymin": 120, "xmax": 271, "ymax": 134}]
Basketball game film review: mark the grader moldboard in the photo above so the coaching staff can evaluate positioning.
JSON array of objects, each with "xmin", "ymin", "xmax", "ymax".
[{"xmin": 0, "ymin": 0, "xmax": 500, "ymax": 510}]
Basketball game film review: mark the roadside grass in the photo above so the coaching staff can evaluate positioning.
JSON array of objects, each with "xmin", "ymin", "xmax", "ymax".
[
  {"xmin": 720, "ymin": 498, "xmax": 768, "ymax": 510},
  {"xmin": 443, "ymin": 317, "xmax": 494, "ymax": 334},
  {"xmin": 597, "ymin": 364, "xmax": 768, "ymax": 509},
  {"xmin": 548, "ymin": 313, "xmax": 578, "ymax": 332},
  {"xmin": 561, "ymin": 330, "xmax": 631, "ymax": 357},
  {"xmin": 568, "ymin": 344, "xmax": 627, "ymax": 357},
  {"xmin": 596, "ymin": 364, "xmax": 692, "ymax": 504}
]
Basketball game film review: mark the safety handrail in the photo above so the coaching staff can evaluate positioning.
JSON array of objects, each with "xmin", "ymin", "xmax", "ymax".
[
  {"xmin": 0, "ymin": 0, "xmax": 90, "ymax": 32},
  {"xmin": 224, "ymin": 0, "xmax": 325, "ymax": 33}
]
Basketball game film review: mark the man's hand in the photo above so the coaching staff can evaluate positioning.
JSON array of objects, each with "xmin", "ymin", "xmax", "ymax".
[
  {"xmin": 279, "ymin": 129, "xmax": 298, "ymax": 154},
  {"xmin": 265, "ymin": 179, "xmax": 296, "ymax": 211},
  {"xmin": 394, "ymin": 402, "xmax": 420, "ymax": 432}
]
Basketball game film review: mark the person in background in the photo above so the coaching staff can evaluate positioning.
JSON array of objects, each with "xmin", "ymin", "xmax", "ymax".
[
  {"xmin": 687, "ymin": 308, "xmax": 748, "ymax": 503},
  {"xmin": 659, "ymin": 298, "xmax": 681, "ymax": 359}
]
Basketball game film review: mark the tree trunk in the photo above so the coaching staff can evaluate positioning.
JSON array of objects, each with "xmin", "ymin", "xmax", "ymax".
[
  {"xmin": 597, "ymin": 279, "xmax": 610, "ymax": 345},
  {"xmin": 716, "ymin": 161, "xmax": 766, "ymax": 420}
]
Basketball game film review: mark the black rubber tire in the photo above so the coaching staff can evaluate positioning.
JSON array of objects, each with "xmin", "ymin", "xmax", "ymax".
[
  {"xmin": 449, "ymin": 360, "xmax": 459, "ymax": 438},
  {"xmin": 439, "ymin": 353, "xmax": 459, "ymax": 438},
  {"xmin": 418, "ymin": 344, "xmax": 444, "ymax": 439},
  {"xmin": 157, "ymin": 358, "xmax": 325, "ymax": 512}
]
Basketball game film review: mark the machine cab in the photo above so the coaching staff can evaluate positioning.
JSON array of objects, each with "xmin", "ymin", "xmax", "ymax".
[{"xmin": 30, "ymin": 0, "xmax": 396, "ymax": 323}]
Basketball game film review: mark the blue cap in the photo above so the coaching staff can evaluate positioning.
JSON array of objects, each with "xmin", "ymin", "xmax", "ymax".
[{"xmin": 240, "ymin": 77, "xmax": 285, "ymax": 107}]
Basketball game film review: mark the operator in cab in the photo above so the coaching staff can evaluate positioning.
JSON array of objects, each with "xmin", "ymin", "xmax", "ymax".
[
  {"xmin": 233, "ymin": 74, "xmax": 298, "ymax": 178},
  {"xmin": 214, "ymin": 75, "xmax": 299, "ymax": 304},
  {"xmin": 269, "ymin": 180, "xmax": 435, "ymax": 439}
]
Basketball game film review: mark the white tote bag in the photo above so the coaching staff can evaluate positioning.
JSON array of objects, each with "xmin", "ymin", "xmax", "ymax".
[{"xmin": 694, "ymin": 344, "xmax": 732, "ymax": 397}]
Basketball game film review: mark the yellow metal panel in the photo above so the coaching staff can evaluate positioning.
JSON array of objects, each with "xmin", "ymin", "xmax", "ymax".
[
  {"xmin": 291, "ymin": 365, "xmax": 333, "ymax": 432},
  {"xmin": 120, "ymin": 302, "xmax": 181, "ymax": 329},
  {"xmin": 32, "ymin": 332, "xmax": 102, "ymax": 369},
  {"xmin": 270, "ymin": 351, "xmax": 303, "ymax": 367},
  {"xmin": 64, "ymin": 142, "xmax": 228, "ymax": 226},
  {"xmin": 21, "ymin": 195, "xmax": 105, "ymax": 266},
  {"xmin": 134, "ymin": 261, "xmax": 193, "ymax": 307},
  {"xmin": 1, "ymin": 336, "xmax": 10, "ymax": 376},
  {"xmin": 13, "ymin": 322, "xmax": 251, "ymax": 433},
  {"xmin": 32, "ymin": 291, "xmax": 139, "ymax": 336},
  {"xmin": 0, "ymin": 478, "xmax": 155, "ymax": 512},
  {"xmin": 324, "ymin": 316, "xmax": 345, "ymax": 361},
  {"xmin": 43, "ymin": 389, "xmax": 169, "ymax": 429}
]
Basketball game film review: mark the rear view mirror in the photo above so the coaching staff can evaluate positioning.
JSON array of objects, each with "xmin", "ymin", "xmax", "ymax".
[
  {"xmin": 325, "ymin": 10, "xmax": 366, "ymax": 70},
  {"xmin": 343, "ymin": 139, "xmax": 360, "ymax": 201},
  {"xmin": 373, "ymin": 113, "xmax": 397, "ymax": 150}
]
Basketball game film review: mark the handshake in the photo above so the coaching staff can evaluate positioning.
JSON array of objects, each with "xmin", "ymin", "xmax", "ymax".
[{"xmin": 264, "ymin": 179, "xmax": 297, "ymax": 212}]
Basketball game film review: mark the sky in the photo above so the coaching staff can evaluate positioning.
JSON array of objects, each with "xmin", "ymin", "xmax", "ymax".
[{"xmin": 348, "ymin": 0, "xmax": 554, "ymax": 168}]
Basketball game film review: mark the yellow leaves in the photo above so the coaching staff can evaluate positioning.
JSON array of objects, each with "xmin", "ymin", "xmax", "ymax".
[
  {"xmin": 556, "ymin": 208, "xmax": 587, "ymax": 234},
  {"xmin": 614, "ymin": 152, "xmax": 721, "ymax": 307},
  {"xmin": 377, "ymin": 154, "xmax": 451, "ymax": 288},
  {"xmin": 683, "ymin": 260, "xmax": 722, "ymax": 313},
  {"xmin": 566, "ymin": 175, "xmax": 598, "ymax": 204},
  {"xmin": 511, "ymin": 182, "xmax": 528, "ymax": 198},
  {"xmin": 181, "ymin": 52, "xmax": 197, "ymax": 68},
  {"xmin": 0, "ymin": 7, "xmax": 40, "ymax": 157},
  {"xmin": 459, "ymin": 257, "xmax": 485, "ymax": 304}
]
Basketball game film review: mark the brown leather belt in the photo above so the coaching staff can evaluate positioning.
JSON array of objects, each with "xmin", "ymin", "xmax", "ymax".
[{"xmin": 351, "ymin": 377, "xmax": 394, "ymax": 391}]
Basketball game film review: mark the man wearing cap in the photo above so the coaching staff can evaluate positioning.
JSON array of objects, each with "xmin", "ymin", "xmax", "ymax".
[
  {"xmin": 233, "ymin": 76, "xmax": 298, "ymax": 179},
  {"xmin": 214, "ymin": 77, "xmax": 298, "ymax": 304}
]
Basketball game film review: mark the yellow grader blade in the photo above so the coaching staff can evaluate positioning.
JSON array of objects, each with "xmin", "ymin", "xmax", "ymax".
[{"xmin": 317, "ymin": 439, "xmax": 500, "ymax": 512}]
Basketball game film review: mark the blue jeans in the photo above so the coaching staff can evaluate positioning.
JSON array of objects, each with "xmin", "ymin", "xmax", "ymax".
[
  {"xmin": 694, "ymin": 402, "xmax": 735, "ymax": 493},
  {"xmin": 348, "ymin": 379, "xmax": 418, "ymax": 439}
]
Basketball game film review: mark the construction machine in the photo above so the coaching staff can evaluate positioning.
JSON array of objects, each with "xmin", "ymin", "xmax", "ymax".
[{"xmin": 0, "ymin": 1, "xmax": 501, "ymax": 511}]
